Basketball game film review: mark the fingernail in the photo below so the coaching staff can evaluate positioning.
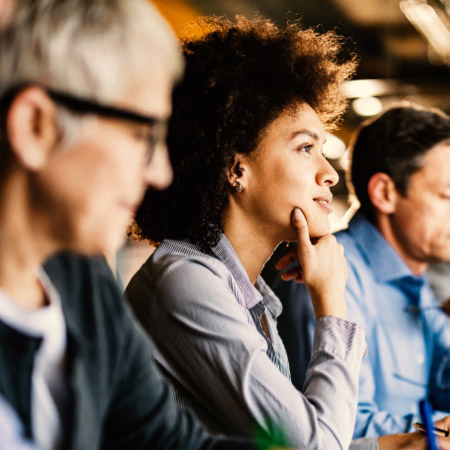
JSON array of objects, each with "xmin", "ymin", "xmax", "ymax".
[{"xmin": 293, "ymin": 208, "xmax": 301, "ymax": 221}]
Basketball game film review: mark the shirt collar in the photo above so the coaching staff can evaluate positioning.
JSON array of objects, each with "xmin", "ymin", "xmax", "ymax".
[
  {"xmin": 0, "ymin": 269, "xmax": 64, "ymax": 339},
  {"xmin": 211, "ymin": 234, "xmax": 263, "ymax": 309},
  {"xmin": 211, "ymin": 234, "xmax": 282, "ymax": 316},
  {"xmin": 348, "ymin": 212, "xmax": 426, "ymax": 285}
]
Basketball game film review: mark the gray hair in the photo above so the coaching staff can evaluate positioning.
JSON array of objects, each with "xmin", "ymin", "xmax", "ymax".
[{"xmin": 0, "ymin": 0, "xmax": 183, "ymax": 149}]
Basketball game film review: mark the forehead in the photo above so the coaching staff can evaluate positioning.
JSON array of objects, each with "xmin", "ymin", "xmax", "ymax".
[{"xmin": 261, "ymin": 103, "xmax": 326, "ymax": 143}]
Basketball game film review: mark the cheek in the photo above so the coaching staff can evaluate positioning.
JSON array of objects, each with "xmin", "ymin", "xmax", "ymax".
[
  {"xmin": 68, "ymin": 191, "xmax": 129, "ymax": 254},
  {"xmin": 415, "ymin": 205, "xmax": 450, "ymax": 243},
  {"xmin": 46, "ymin": 156, "xmax": 128, "ymax": 236},
  {"xmin": 299, "ymin": 211, "xmax": 331, "ymax": 240},
  {"xmin": 430, "ymin": 220, "xmax": 450, "ymax": 248}
]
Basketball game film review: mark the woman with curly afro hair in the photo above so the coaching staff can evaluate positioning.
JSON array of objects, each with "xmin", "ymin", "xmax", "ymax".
[{"xmin": 126, "ymin": 16, "xmax": 370, "ymax": 450}]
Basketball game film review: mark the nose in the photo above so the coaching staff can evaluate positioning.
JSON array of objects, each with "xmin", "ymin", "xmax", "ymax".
[
  {"xmin": 316, "ymin": 155, "xmax": 339, "ymax": 187},
  {"xmin": 143, "ymin": 144, "xmax": 173, "ymax": 190}
]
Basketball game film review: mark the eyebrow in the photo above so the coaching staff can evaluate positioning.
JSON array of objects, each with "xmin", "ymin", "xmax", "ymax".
[{"xmin": 290, "ymin": 130, "xmax": 326, "ymax": 143}]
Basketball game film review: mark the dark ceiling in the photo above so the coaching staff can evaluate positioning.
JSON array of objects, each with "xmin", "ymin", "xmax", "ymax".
[{"xmin": 187, "ymin": 0, "xmax": 450, "ymax": 114}]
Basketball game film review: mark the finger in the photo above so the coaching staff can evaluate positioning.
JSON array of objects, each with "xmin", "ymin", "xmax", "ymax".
[
  {"xmin": 280, "ymin": 266, "xmax": 302, "ymax": 281},
  {"xmin": 291, "ymin": 208, "xmax": 312, "ymax": 258},
  {"xmin": 294, "ymin": 274, "xmax": 305, "ymax": 284},
  {"xmin": 281, "ymin": 272, "xmax": 304, "ymax": 284},
  {"xmin": 275, "ymin": 249, "xmax": 298, "ymax": 270}
]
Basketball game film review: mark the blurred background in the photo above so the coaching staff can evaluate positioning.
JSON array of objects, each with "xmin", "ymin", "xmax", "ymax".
[{"xmin": 118, "ymin": 0, "xmax": 450, "ymax": 286}]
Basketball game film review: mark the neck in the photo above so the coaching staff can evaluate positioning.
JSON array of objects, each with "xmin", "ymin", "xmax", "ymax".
[
  {"xmin": 0, "ymin": 171, "xmax": 58, "ymax": 308},
  {"xmin": 374, "ymin": 214, "xmax": 427, "ymax": 276},
  {"xmin": 222, "ymin": 205, "xmax": 280, "ymax": 285}
]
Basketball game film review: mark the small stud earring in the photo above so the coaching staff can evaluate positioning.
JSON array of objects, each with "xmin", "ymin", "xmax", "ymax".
[{"xmin": 234, "ymin": 181, "xmax": 243, "ymax": 192}]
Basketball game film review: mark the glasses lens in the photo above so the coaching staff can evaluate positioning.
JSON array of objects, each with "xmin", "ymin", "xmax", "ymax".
[
  {"xmin": 146, "ymin": 121, "xmax": 168, "ymax": 164},
  {"xmin": 146, "ymin": 134, "xmax": 157, "ymax": 164}
]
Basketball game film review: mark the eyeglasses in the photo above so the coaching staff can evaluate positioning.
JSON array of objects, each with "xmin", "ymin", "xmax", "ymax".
[{"xmin": 1, "ymin": 84, "xmax": 168, "ymax": 164}]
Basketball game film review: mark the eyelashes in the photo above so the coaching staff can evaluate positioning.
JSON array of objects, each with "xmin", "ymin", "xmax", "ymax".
[
  {"xmin": 296, "ymin": 144, "xmax": 326, "ymax": 158},
  {"xmin": 297, "ymin": 144, "xmax": 312, "ymax": 153}
]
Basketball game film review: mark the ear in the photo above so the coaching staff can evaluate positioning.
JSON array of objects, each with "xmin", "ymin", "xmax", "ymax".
[
  {"xmin": 6, "ymin": 86, "xmax": 60, "ymax": 171},
  {"xmin": 367, "ymin": 172, "xmax": 398, "ymax": 215},
  {"xmin": 226, "ymin": 153, "xmax": 248, "ymax": 191}
]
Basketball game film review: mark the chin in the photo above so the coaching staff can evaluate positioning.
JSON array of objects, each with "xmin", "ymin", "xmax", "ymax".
[
  {"xmin": 432, "ymin": 251, "xmax": 450, "ymax": 262},
  {"xmin": 283, "ymin": 221, "xmax": 330, "ymax": 242},
  {"xmin": 71, "ymin": 231, "xmax": 125, "ymax": 257},
  {"xmin": 308, "ymin": 230, "xmax": 328, "ymax": 239},
  {"xmin": 308, "ymin": 220, "xmax": 331, "ymax": 238}
]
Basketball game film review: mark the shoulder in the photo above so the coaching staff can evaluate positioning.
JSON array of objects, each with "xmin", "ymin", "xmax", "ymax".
[
  {"xmin": 43, "ymin": 251, "xmax": 116, "ymax": 290},
  {"xmin": 127, "ymin": 240, "xmax": 240, "ymax": 314},
  {"xmin": 335, "ymin": 227, "xmax": 361, "ymax": 259},
  {"xmin": 335, "ymin": 225, "xmax": 374, "ymax": 284},
  {"xmin": 155, "ymin": 240, "xmax": 227, "ymax": 277},
  {"xmin": 43, "ymin": 251, "xmax": 126, "ymax": 331},
  {"xmin": 126, "ymin": 241, "xmax": 253, "ymax": 336},
  {"xmin": 334, "ymin": 228, "xmax": 378, "ymax": 326},
  {"xmin": 139, "ymin": 240, "xmax": 233, "ymax": 291}
]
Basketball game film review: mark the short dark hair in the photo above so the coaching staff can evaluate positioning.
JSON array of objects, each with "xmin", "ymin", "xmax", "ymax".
[
  {"xmin": 348, "ymin": 104, "xmax": 450, "ymax": 222},
  {"xmin": 135, "ymin": 15, "xmax": 357, "ymax": 249}
]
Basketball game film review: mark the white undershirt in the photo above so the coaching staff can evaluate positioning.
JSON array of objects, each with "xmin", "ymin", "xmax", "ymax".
[{"xmin": 0, "ymin": 269, "xmax": 69, "ymax": 449}]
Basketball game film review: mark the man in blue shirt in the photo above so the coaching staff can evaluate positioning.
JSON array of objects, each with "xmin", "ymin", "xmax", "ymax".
[{"xmin": 272, "ymin": 104, "xmax": 450, "ymax": 438}]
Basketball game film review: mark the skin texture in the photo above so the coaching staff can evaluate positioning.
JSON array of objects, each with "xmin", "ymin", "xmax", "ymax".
[
  {"xmin": 0, "ymin": 58, "xmax": 173, "ymax": 308},
  {"xmin": 227, "ymin": 104, "xmax": 338, "ymax": 245},
  {"xmin": 134, "ymin": 16, "xmax": 357, "ymax": 250},
  {"xmin": 378, "ymin": 416, "xmax": 450, "ymax": 449},
  {"xmin": 223, "ymin": 104, "xmax": 347, "ymax": 319},
  {"xmin": 26, "ymin": 63, "xmax": 173, "ymax": 256},
  {"xmin": 378, "ymin": 142, "xmax": 450, "ymax": 275}
]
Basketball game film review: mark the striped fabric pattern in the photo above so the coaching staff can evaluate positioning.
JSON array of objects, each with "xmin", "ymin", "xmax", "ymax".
[
  {"xmin": 126, "ymin": 234, "xmax": 371, "ymax": 450},
  {"xmin": 248, "ymin": 301, "xmax": 291, "ymax": 380}
]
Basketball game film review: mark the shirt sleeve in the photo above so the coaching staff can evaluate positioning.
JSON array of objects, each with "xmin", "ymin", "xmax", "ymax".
[
  {"xmin": 96, "ymin": 261, "xmax": 255, "ymax": 450},
  {"xmin": 144, "ymin": 258, "xmax": 367, "ymax": 450},
  {"xmin": 426, "ymin": 300, "xmax": 450, "ymax": 414},
  {"xmin": 344, "ymin": 261, "xmax": 418, "ymax": 438}
]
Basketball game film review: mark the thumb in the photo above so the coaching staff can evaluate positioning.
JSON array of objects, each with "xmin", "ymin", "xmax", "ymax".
[{"xmin": 291, "ymin": 208, "xmax": 312, "ymax": 258}]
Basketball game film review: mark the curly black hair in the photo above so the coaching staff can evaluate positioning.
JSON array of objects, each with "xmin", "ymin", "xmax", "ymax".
[
  {"xmin": 348, "ymin": 104, "xmax": 450, "ymax": 222},
  {"xmin": 135, "ymin": 15, "xmax": 357, "ymax": 250}
]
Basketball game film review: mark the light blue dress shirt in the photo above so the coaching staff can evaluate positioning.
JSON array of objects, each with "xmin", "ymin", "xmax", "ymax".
[{"xmin": 274, "ymin": 212, "xmax": 450, "ymax": 438}]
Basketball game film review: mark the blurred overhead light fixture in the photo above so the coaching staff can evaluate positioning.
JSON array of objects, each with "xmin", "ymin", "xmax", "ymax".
[
  {"xmin": 342, "ymin": 79, "xmax": 392, "ymax": 98},
  {"xmin": 400, "ymin": 0, "xmax": 450, "ymax": 65},
  {"xmin": 341, "ymin": 79, "xmax": 416, "ymax": 99},
  {"xmin": 337, "ymin": 149, "xmax": 350, "ymax": 171},
  {"xmin": 323, "ymin": 133, "xmax": 346, "ymax": 160},
  {"xmin": 352, "ymin": 96, "xmax": 383, "ymax": 117}
]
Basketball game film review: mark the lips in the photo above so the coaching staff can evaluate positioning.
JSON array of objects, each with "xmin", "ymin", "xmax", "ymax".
[{"xmin": 313, "ymin": 194, "xmax": 333, "ymax": 213}]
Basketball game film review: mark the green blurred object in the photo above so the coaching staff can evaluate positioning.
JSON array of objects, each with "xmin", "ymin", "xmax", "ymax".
[{"xmin": 254, "ymin": 422, "xmax": 291, "ymax": 450}]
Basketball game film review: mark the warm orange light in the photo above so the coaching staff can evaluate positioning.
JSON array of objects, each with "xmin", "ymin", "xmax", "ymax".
[{"xmin": 150, "ymin": 0, "xmax": 206, "ymax": 39}]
